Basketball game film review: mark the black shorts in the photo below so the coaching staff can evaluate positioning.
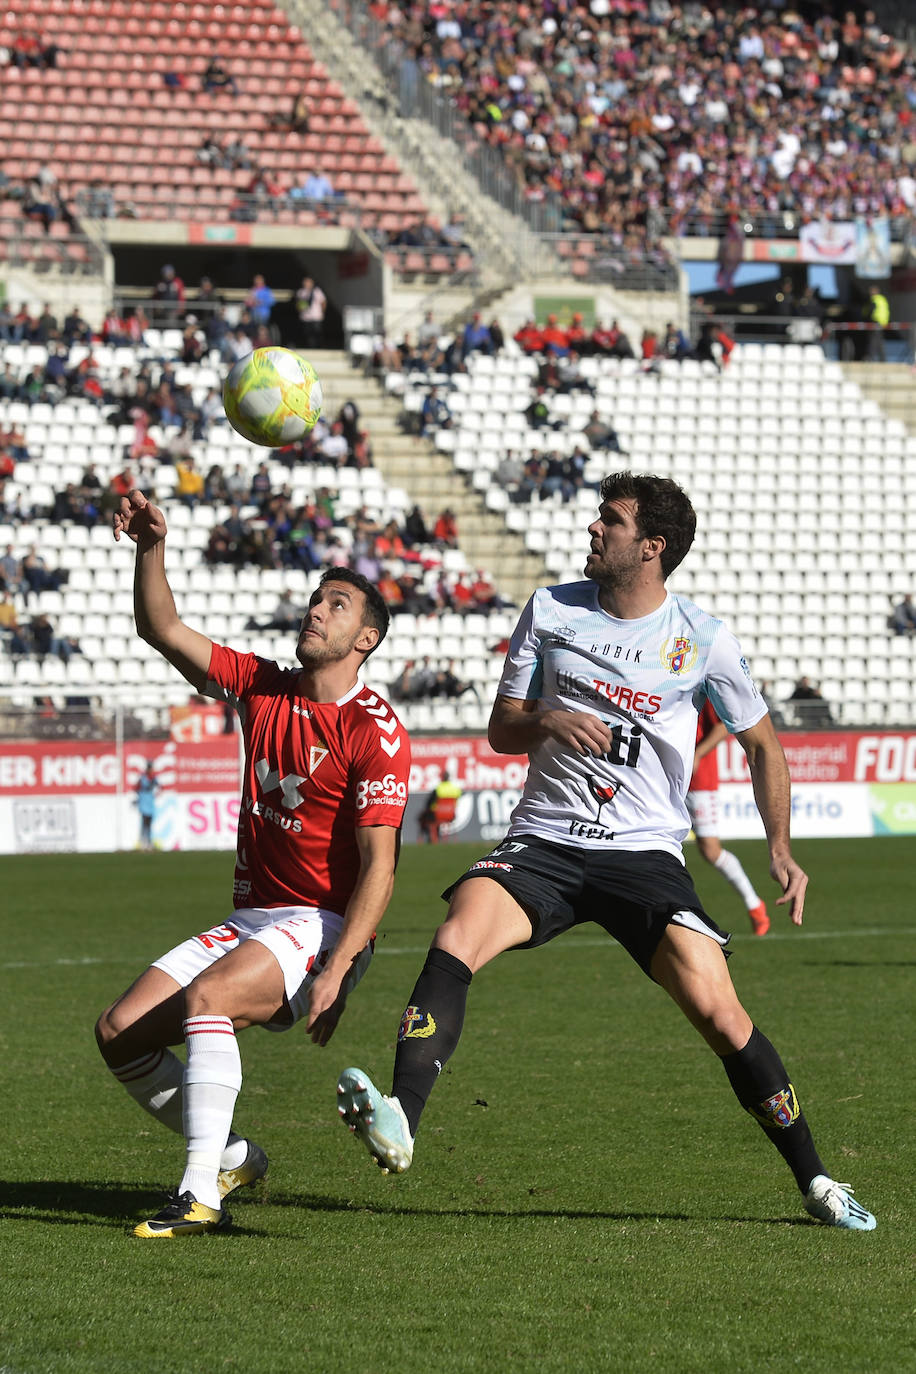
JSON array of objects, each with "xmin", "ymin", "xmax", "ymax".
[{"xmin": 443, "ymin": 833, "xmax": 730, "ymax": 979}]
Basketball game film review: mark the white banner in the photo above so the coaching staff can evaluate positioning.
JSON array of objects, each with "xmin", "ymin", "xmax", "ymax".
[{"xmin": 799, "ymin": 220, "xmax": 857, "ymax": 265}]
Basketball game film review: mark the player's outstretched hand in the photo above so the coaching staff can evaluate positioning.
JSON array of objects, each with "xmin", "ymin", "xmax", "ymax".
[
  {"xmin": 772, "ymin": 853, "xmax": 808, "ymax": 926},
  {"xmin": 305, "ymin": 968, "xmax": 348, "ymax": 1047},
  {"xmin": 540, "ymin": 707, "xmax": 613, "ymax": 757},
  {"xmin": 113, "ymin": 489, "xmax": 168, "ymax": 546}
]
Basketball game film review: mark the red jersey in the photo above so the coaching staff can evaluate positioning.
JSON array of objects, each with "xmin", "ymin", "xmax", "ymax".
[
  {"xmin": 690, "ymin": 700, "xmax": 720, "ymax": 791},
  {"xmin": 205, "ymin": 644, "xmax": 410, "ymax": 914}
]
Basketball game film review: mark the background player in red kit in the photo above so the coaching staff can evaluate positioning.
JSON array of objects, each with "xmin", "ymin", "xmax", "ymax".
[
  {"xmin": 688, "ymin": 700, "xmax": 769, "ymax": 936},
  {"xmin": 96, "ymin": 490, "xmax": 410, "ymax": 1238}
]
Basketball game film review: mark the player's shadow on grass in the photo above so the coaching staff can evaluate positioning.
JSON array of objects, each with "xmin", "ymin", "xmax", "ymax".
[
  {"xmin": 0, "ymin": 1179, "xmax": 186, "ymax": 1228},
  {"xmin": 264, "ymin": 1188, "xmax": 814, "ymax": 1227},
  {"xmin": 801, "ymin": 959, "xmax": 916, "ymax": 967},
  {"xmin": 0, "ymin": 1181, "xmax": 813, "ymax": 1230}
]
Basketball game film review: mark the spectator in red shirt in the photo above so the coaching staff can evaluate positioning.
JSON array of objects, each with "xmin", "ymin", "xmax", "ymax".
[
  {"xmin": 513, "ymin": 320, "xmax": 544, "ymax": 354},
  {"xmin": 433, "ymin": 508, "xmax": 458, "ymax": 548}
]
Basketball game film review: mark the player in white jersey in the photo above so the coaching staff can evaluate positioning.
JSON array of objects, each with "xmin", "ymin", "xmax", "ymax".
[{"xmin": 338, "ymin": 472, "xmax": 876, "ymax": 1230}]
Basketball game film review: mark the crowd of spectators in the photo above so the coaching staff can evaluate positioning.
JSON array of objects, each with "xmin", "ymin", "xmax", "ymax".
[{"xmin": 369, "ymin": 1, "xmax": 916, "ymax": 251}]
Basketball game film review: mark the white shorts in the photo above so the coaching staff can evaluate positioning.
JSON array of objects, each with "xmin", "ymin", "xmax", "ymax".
[
  {"xmin": 152, "ymin": 906, "xmax": 373, "ymax": 1033},
  {"xmin": 686, "ymin": 788, "xmax": 718, "ymax": 838}
]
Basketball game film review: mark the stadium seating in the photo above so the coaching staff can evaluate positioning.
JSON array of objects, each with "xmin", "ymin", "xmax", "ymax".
[
  {"xmin": 0, "ymin": 336, "xmax": 511, "ymax": 732},
  {"xmin": 2, "ymin": 329, "xmax": 916, "ymax": 730},
  {"xmin": 0, "ymin": 0, "xmax": 432, "ymax": 240},
  {"xmin": 425, "ymin": 339, "xmax": 916, "ymax": 727}
]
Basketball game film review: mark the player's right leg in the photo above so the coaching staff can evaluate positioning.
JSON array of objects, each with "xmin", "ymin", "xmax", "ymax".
[
  {"xmin": 96, "ymin": 946, "xmax": 266, "ymax": 1212},
  {"xmin": 338, "ymin": 876, "xmax": 533, "ymax": 1172}
]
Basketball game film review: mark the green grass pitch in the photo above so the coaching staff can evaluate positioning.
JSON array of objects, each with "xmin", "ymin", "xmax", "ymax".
[{"xmin": 2, "ymin": 838, "xmax": 913, "ymax": 1373}]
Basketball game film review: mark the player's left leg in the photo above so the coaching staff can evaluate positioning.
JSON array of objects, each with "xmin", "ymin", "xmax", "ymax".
[
  {"xmin": 134, "ymin": 940, "xmax": 286, "ymax": 1238},
  {"xmin": 97, "ymin": 949, "xmax": 267, "ymax": 1207},
  {"xmin": 338, "ymin": 875, "xmax": 535, "ymax": 1171},
  {"xmin": 650, "ymin": 924, "xmax": 875, "ymax": 1229}
]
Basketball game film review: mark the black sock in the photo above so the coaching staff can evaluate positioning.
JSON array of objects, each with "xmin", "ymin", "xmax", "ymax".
[
  {"xmin": 392, "ymin": 947, "xmax": 472, "ymax": 1136},
  {"xmin": 721, "ymin": 1026, "xmax": 826, "ymax": 1194}
]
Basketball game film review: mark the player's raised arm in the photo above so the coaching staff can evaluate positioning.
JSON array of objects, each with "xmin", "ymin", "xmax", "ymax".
[
  {"xmin": 113, "ymin": 489, "xmax": 213, "ymax": 691},
  {"xmin": 733, "ymin": 712, "xmax": 808, "ymax": 925}
]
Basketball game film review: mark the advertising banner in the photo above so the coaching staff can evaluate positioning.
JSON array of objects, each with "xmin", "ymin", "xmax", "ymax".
[{"xmin": 4, "ymin": 732, "xmax": 916, "ymax": 853}]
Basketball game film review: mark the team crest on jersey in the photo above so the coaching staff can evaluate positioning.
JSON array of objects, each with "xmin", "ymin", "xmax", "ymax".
[
  {"xmin": 661, "ymin": 635, "xmax": 698, "ymax": 675},
  {"xmin": 749, "ymin": 1083, "xmax": 799, "ymax": 1129},
  {"xmin": 309, "ymin": 740, "xmax": 329, "ymax": 773},
  {"xmin": 546, "ymin": 624, "xmax": 576, "ymax": 645},
  {"xmin": 398, "ymin": 1005, "xmax": 437, "ymax": 1040}
]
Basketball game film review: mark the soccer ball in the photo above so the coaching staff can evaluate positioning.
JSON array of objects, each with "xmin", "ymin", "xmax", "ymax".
[{"xmin": 223, "ymin": 347, "xmax": 322, "ymax": 447}]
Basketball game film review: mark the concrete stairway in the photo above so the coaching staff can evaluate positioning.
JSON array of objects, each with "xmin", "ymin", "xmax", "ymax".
[
  {"xmin": 310, "ymin": 348, "xmax": 548, "ymax": 607},
  {"xmin": 840, "ymin": 361, "xmax": 916, "ymax": 430},
  {"xmin": 280, "ymin": 0, "xmax": 560, "ymax": 287}
]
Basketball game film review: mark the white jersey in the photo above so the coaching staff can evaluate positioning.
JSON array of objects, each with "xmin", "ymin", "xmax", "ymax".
[{"xmin": 498, "ymin": 582, "xmax": 767, "ymax": 858}]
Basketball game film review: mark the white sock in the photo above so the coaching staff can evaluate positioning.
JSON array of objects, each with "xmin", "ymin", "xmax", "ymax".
[
  {"xmin": 111, "ymin": 1047, "xmax": 185, "ymax": 1134},
  {"xmin": 714, "ymin": 848, "xmax": 761, "ymax": 909},
  {"xmin": 179, "ymin": 1015, "xmax": 243, "ymax": 1210},
  {"xmin": 109, "ymin": 1047, "xmax": 248, "ymax": 1171}
]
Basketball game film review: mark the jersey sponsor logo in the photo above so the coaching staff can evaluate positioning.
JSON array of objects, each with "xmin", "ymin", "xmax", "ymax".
[
  {"xmin": 547, "ymin": 624, "xmax": 576, "ymax": 644},
  {"xmin": 247, "ymin": 797, "xmax": 304, "ymax": 832},
  {"xmin": 233, "ymin": 877, "xmax": 251, "ymax": 901},
  {"xmin": 661, "ymin": 636, "xmax": 698, "ymax": 675},
  {"xmin": 589, "ymin": 643, "xmax": 642, "ymax": 662},
  {"xmin": 605, "ymin": 722, "xmax": 642, "ymax": 767},
  {"xmin": 749, "ymin": 1083, "xmax": 799, "ymax": 1129},
  {"xmin": 557, "ymin": 668, "xmax": 662, "ymax": 716},
  {"xmin": 292, "ymin": 704, "xmax": 311, "ymax": 717},
  {"xmin": 255, "ymin": 757, "xmax": 308, "ymax": 809},
  {"xmin": 355, "ymin": 772, "xmax": 408, "ymax": 810},
  {"xmin": 357, "ymin": 692, "xmax": 403, "ymax": 757},
  {"xmin": 587, "ymin": 776, "xmax": 620, "ymax": 822},
  {"xmin": 568, "ymin": 821, "xmax": 615, "ymax": 840},
  {"xmin": 398, "ymin": 1005, "xmax": 437, "ymax": 1040}
]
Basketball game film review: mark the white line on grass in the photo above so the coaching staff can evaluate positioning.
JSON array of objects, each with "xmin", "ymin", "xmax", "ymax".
[{"xmin": 3, "ymin": 925, "xmax": 914, "ymax": 971}]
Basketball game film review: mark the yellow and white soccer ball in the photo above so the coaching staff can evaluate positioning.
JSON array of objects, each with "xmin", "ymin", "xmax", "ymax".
[{"xmin": 223, "ymin": 346, "xmax": 322, "ymax": 447}]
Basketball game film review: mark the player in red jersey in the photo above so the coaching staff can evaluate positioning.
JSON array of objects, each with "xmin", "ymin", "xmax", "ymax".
[
  {"xmin": 688, "ymin": 700, "xmax": 769, "ymax": 936},
  {"xmin": 96, "ymin": 490, "xmax": 410, "ymax": 1237}
]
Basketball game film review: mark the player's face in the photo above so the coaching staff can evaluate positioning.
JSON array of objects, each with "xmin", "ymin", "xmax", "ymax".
[
  {"xmin": 584, "ymin": 498, "xmax": 648, "ymax": 587},
  {"xmin": 296, "ymin": 581, "xmax": 375, "ymax": 667}
]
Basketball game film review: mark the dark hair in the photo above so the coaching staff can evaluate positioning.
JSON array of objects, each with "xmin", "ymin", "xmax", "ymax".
[
  {"xmin": 599, "ymin": 471, "xmax": 696, "ymax": 577},
  {"xmin": 318, "ymin": 566, "xmax": 390, "ymax": 655}
]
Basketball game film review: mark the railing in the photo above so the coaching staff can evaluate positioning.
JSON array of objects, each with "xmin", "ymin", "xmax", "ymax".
[
  {"xmin": 535, "ymin": 235, "xmax": 678, "ymax": 291},
  {"xmin": 666, "ymin": 209, "xmax": 916, "ymax": 244},
  {"xmin": 80, "ymin": 190, "xmax": 367, "ymax": 229},
  {"xmin": 688, "ymin": 310, "xmax": 916, "ymax": 362},
  {"xmin": 5, "ymin": 229, "xmax": 104, "ymax": 276}
]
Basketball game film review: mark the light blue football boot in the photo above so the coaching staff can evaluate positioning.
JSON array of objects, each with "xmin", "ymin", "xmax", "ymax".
[
  {"xmin": 804, "ymin": 1175, "xmax": 876, "ymax": 1230},
  {"xmin": 337, "ymin": 1067, "xmax": 414, "ymax": 1174}
]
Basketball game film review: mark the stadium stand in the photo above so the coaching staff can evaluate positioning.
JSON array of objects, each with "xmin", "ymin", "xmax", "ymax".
[
  {"xmin": 2, "ymin": 0, "xmax": 916, "ymax": 744},
  {"xmin": 346, "ymin": 0, "xmax": 916, "ymax": 245},
  {"xmin": 2, "ymin": 321, "xmax": 916, "ymax": 733},
  {"xmin": 0, "ymin": 0, "xmax": 464, "ymax": 271}
]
